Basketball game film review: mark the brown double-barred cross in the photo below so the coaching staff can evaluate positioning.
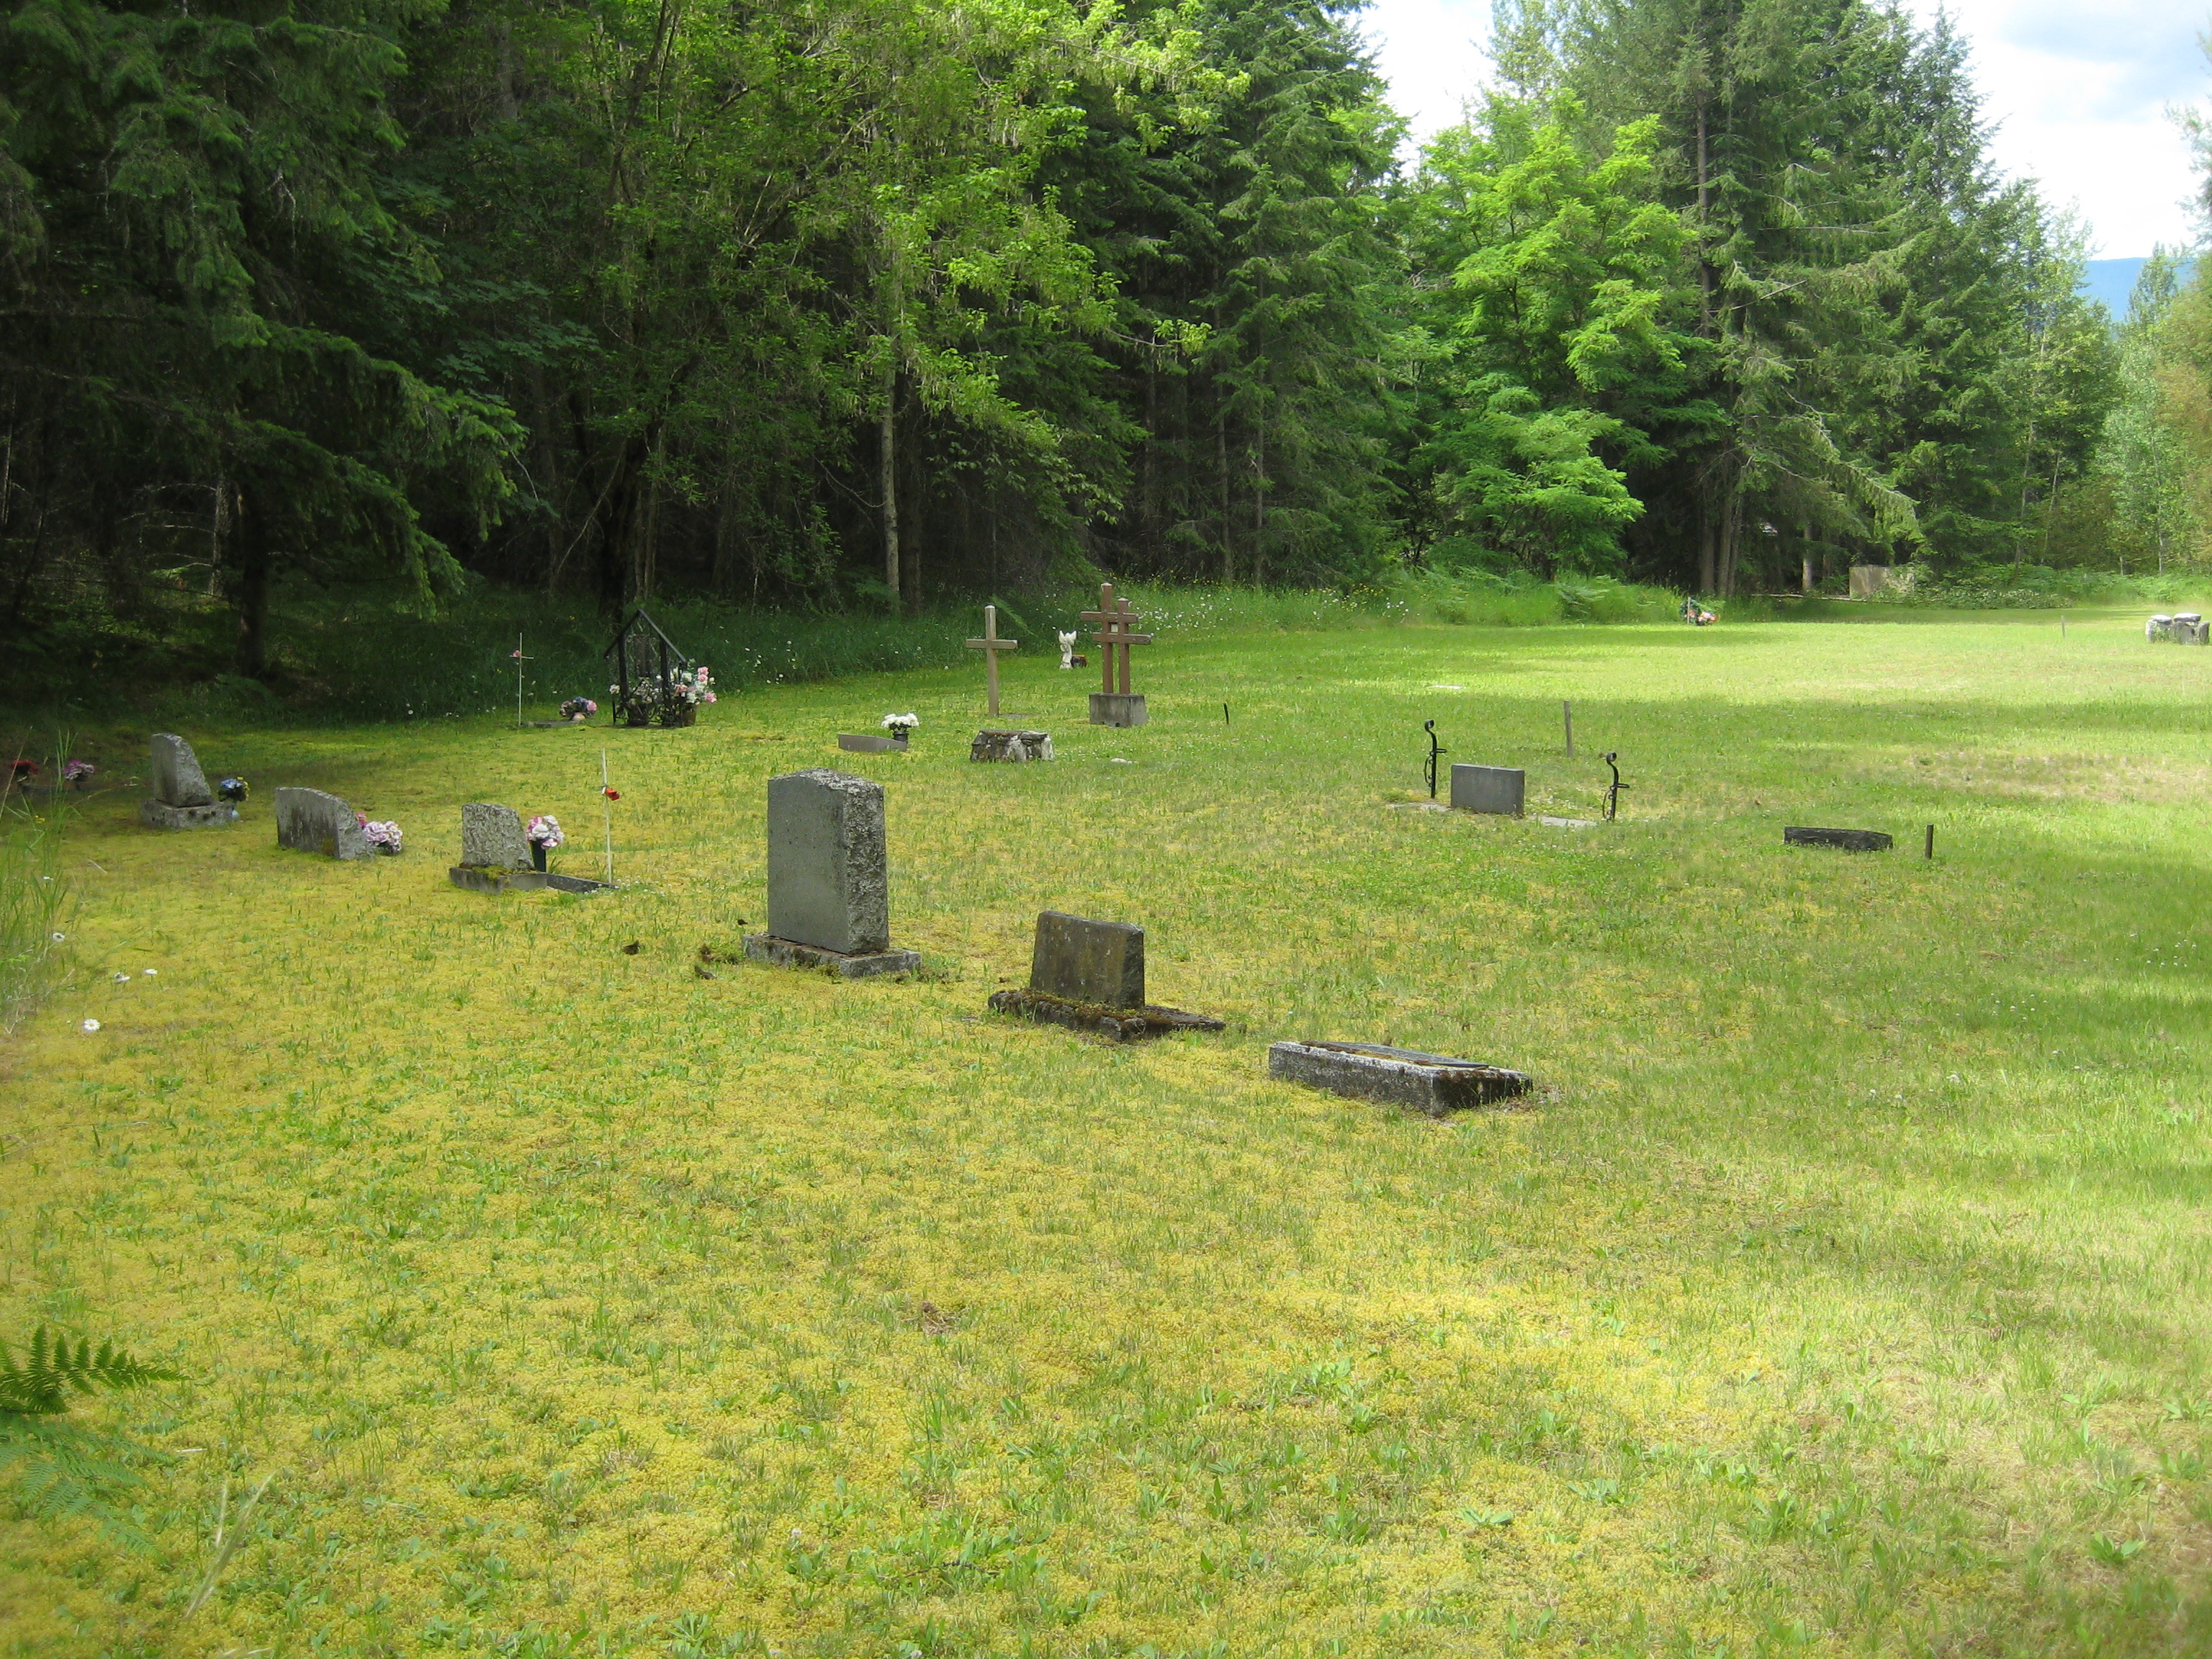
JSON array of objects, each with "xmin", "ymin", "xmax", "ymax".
[{"xmin": 1080, "ymin": 583, "xmax": 1153, "ymax": 696}]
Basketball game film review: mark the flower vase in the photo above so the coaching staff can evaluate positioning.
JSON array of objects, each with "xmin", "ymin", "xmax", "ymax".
[
  {"xmin": 662, "ymin": 703, "xmax": 697, "ymax": 728},
  {"xmin": 531, "ymin": 844, "xmax": 549, "ymax": 873}
]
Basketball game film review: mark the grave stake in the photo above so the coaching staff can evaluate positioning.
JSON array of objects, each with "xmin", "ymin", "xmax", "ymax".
[
  {"xmin": 1602, "ymin": 750, "xmax": 1625, "ymax": 821},
  {"xmin": 1925, "ymin": 822, "xmax": 1935, "ymax": 859},
  {"xmin": 2061, "ymin": 614, "xmax": 2067, "ymax": 639},
  {"xmin": 600, "ymin": 749, "xmax": 615, "ymax": 885},
  {"xmin": 512, "ymin": 631, "xmax": 533, "ymax": 729},
  {"xmin": 965, "ymin": 605, "xmax": 1020, "ymax": 717},
  {"xmin": 1224, "ymin": 702, "xmax": 1231, "ymax": 726},
  {"xmin": 1564, "ymin": 700, "xmax": 1573, "ymax": 757},
  {"xmin": 1424, "ymin": 719, "xmax": 1447, "ymax": 799}
]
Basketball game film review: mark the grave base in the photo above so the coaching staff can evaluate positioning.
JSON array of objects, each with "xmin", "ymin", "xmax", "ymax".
[
  {"xmin": 140, "ymin": 800, "xmax": 238, "ymax": 830},
  {"xmin": 971, "ymin": 729, "xmax": 1053, "ymax": 762},
  {"xmin": 450, "ymin": 865, "xmax": 611, "ymax": 894},
  {"xmin": 743, "ymin": 933, "xmax": 919, "ymax": 979},
  {"xmin": 837, "ymin": 733, "xmax": 910, "ymax": 753},
  {"xmin": 1267, "ymin": 1040, "xmax": 1532, "ymax": 1117},
  {"xmin": 1089, "ymin": 692, "xmax": 1148, "ymax": 728},
  {"xmin": 1783, "ymin": 826, "xmax": 1892, "ymax": 851},
  {"xmin": 988, "ymin": 987, "xmax": 1223, "ymax": 1043}
]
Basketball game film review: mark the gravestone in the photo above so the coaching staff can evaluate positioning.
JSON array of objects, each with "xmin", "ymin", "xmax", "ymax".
[
  {"xmin": 275, "ymin": 787, "xmax": 374, "ymax": 860},
  {"xmin": 1267, "ymin": 1040, "xmax": 1532, "ymax": 1117},
  {"xmin": 970, "ymin": 729, "xmax": 1053, "ymax": 763},
  {"xmin": 837, "ymin": 732, "xmax": 909, "ymax": 753},
  {"xmin": 987, "ymin": 909, "xmax": 1223, "ymax": 1041},
  {"xmin": 742, "ymin": 768, "xmax": 918, "ymax": 978},
  {"xmin": 462, "ymin": 804, "xmax": 532, "ymax": 870},
  {"xmin": 139, "ymin": 734, "xmax": 236, "ymax": 829},
  {"xmin": 1784, "ymin": 826, "xmax": 1892, "ymax": 851},
  {"xmin": 1032, "ymin": 910, "xmax": 1144, "ymax": 1007},
  {"xmin": 1449, "ymin": 763, "xmax": 1525, "ymax": 817},
  {"xmin": 449, "ymin": 803, "xmax": 541, "ymax": 891}
]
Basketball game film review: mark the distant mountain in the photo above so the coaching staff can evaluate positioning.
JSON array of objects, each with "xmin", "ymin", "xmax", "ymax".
[{"xmin": 2081, "ymin": 256, "xmax": 2195, "ymax": 320}]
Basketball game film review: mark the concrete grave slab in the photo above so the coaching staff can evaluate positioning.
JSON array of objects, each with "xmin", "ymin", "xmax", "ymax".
[
  {"xmin": 1784, "ymin": 826, "xmax": 1893, "ymax": 851},
  {"xmin": 971, "ymin": 729, "xmax": 1053, "ymax": 762},
  {"xmin": 1267, "ymin": 1040, "xmax": 1532, "ymax": 1116}
]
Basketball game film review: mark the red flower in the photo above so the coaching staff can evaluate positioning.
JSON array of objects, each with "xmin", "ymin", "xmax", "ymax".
[
  {"xmin": 603, "ymin": 788, "xmax": 620, "ymax": 801},
  {"xmin": 9, "ymin": 760, "xmax": 36, "ymax": 777}
]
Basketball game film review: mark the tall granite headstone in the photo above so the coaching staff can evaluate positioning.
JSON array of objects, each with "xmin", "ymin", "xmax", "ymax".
[
  {"xmin": 139, "ymin": 734, "xmax": 236, "ymax": 829},
  {"xmin": 275, "ymin": 787, "xmax": 374, "ymax": 860},
  {"xmin": 742, "ymin": 768, "xmax": 918, "ymax": 977}
]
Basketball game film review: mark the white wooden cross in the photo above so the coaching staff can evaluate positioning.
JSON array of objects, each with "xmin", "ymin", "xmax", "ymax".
[{"xmin": 966, "ymin": 604, "xmax": 1020, "ymax": 716}]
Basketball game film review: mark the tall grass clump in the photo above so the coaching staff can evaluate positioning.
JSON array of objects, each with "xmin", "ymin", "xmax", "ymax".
[
  {"xmin": 0, "ymin": 790, "xmax": 71, "ymax": 1034},
  {"xmin": 1878, "ymin": 562, "xmax": 2212, "ymax": 611}
]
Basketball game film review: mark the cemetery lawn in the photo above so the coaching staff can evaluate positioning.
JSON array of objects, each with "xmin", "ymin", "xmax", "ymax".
[{"xmin": 9, "ymin": 604, "xmax": 2212, "ymax": 1659}]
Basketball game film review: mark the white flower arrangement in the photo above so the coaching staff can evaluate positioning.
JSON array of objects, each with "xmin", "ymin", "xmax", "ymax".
[
  {"xmin": 357, "ymin": 817, "xmax": 403, "ymax": 853},
  {"xmin": 881, "ymin": 712, "xmax": 919, "ymax": 740},
  {"xmin": 527, "ymin": 814, "xmax": 564, "ymax": 850}
]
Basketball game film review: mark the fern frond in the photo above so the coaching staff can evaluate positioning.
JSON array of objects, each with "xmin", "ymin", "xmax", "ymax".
[
  {"xmin": 0, "ymin": 1327, "xmax": 179, "ymax": 1415},
  {"xmin": 0, "ymin": 1413, "xmax": 153, "ymax": 1547}
]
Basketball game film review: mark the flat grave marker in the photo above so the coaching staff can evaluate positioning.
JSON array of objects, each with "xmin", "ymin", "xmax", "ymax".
[{"xmin": 1267, "ymin": 1040, "xmax": 1532, "ymax": 1117}]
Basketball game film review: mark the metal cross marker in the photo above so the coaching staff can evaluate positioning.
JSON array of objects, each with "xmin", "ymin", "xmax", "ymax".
[
  {"xmin": 1602, "ymin": 751, "xmax": 1626, "ymax": 822},
  {"xmin": 966, "ymin": 604, "xmax": 1020, "ymax": 716},
  {"xmin": 1080, "ymin": 583, "xmax": 1153, "ymax": 696},
  {"xmin": 1424, "ymin": 719, "xmax": 1448, "ymax": 799}
]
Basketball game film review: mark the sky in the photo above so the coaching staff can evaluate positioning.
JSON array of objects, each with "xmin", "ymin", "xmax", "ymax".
[{"xmin": 1360, "ymin": 0, "xmax": 2207, "ymax": 258}]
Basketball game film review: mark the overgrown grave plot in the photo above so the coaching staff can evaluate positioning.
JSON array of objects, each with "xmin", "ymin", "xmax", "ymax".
[{"xmin": 4, "ymin": 608, "xmax": 2212, "ymax": 1656}]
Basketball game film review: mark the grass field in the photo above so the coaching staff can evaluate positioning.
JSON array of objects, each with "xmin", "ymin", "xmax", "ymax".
[{"xmin": 4, "ymin": 605, "xmax": 2212, "ymax": 1658}]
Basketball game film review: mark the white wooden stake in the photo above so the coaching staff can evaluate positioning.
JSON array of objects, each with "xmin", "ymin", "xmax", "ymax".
[{"xmin": 601, "ymin": 748, "xmax": 614, "ymax": 885}]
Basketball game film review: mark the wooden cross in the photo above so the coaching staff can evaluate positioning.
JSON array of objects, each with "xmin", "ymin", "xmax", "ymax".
[
  {"xmin": 1080, "ymin": 583, "xmax": 1153, "ymax": 696},
  {"xmin": 965, "ymin": 604, "xmax": 1020, "ymax": 716}
]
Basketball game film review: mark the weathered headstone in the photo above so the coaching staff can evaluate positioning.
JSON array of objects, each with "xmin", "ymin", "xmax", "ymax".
[
  {"xmin": 139, "ymin": 734, "xmax": 236, "ymax": 829},
  {"xmin": 449, "ymin": 803, "xmax": 540, "ymax": 891},
  {"xmin": 987, "ymin": 910, "xmax": 1223, "ymax": 1041},
  {"xmin": 1032, "ymin": 910, "xmax": 1144, "ymax": 1007},
  {"xmin": 970, "ymin": 729, "xmax": 1053, "ymax": 763},
  {"xmin": 462, "ymin": 804, "xmax": 532, "ymax": 870},
  {"xmin": 742, "ymin": 768, "xmax": 918, "ymax": 977},
  {"xmin": 837, "ymin": 732, "xmax": 909, "ymax": 753},
  {"xmin": 1449, "ymin": 763, "xmax": 1525, "ymax": 817},
  {"xmin": 276, "ymin": 787, "xmax": 376, "ymax": 860},
  {"xmin": 1784, "ymin": 826, "xmax": 1892, "ymax": 851},
  {"xmin": 1267, "ymin": 1040, "xmax": 1532, "ymax": 1117}
]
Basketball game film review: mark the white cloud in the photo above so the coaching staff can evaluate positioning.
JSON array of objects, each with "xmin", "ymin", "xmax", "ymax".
[{"xmin": 1357, "ymin": 0, "xmax": 2207, "ymax": 256}]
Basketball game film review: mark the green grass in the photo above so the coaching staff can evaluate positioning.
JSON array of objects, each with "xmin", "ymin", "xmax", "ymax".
[{"xmin": 4, "ymin": 604, "xmax": 2212, "ymax": 1657}]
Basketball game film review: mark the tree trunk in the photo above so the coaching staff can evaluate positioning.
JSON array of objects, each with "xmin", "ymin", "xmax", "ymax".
[
  {"xmin": 880, "ymin": 362, "xmax": 900, "ymax": 607},
  {"xmin": 1251, "ymin": 421, "xmax": 1267, "ymax": 587},
  {"xmin": 1697, "ymin": 487, "xmax": 1715, "ymax": 595},
  {"xmin": 233, "ymin": 485, "xmax": 274, "ymax": 677},
  {"xmin": 1217, "ymin": 400, "xmax": 1232, "ymax": 585}
]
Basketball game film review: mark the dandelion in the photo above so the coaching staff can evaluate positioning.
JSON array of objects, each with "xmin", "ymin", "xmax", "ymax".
[{"xmin": 81, "ymin": 1019, "xmax": 99, "ymax": 1033}]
